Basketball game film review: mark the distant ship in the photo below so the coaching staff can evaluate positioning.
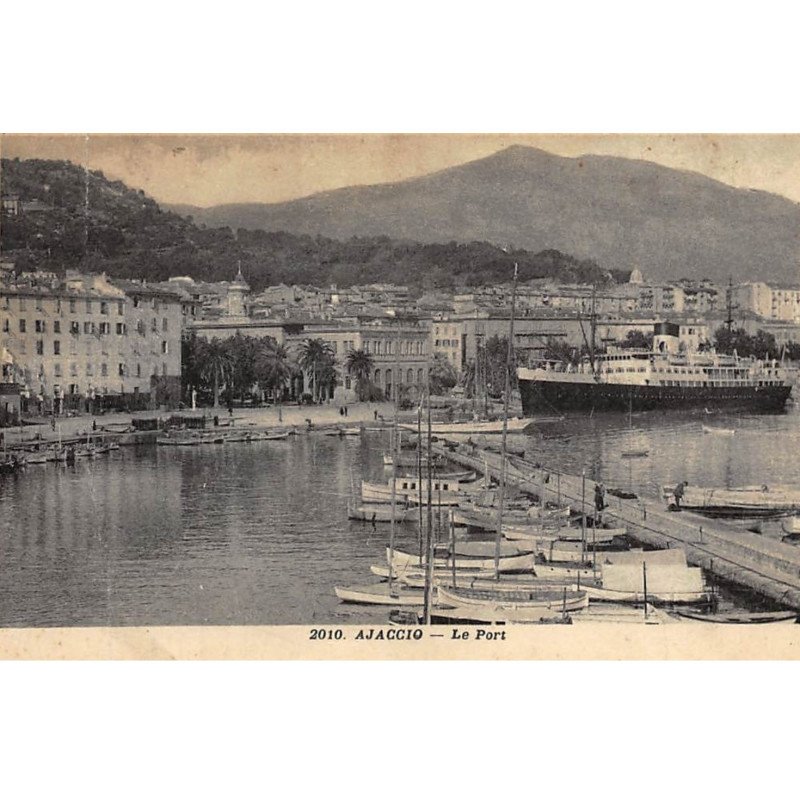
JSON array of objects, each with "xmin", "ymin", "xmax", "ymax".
[{"xmin": 518, "ymin": 322, "xmax": 792, "ymax": 414}]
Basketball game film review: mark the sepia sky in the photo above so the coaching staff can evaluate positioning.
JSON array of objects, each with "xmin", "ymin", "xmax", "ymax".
[{"xmin": 2, "ymin": 133, "xmax": 800, "ymax": 208}]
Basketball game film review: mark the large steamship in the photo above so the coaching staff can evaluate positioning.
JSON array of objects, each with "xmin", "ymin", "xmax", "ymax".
[{"xmin": 517, "ymin": 322, "xmax": 792, "ymax": 415}]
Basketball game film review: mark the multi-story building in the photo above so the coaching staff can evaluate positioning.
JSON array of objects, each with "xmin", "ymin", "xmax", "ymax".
[{"xmin": 1, "ymin": 271, "xmax": 183, "ymax": 413}]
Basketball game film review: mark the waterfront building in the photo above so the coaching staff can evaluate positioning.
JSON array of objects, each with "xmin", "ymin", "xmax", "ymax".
[{"xmin": 0, "ymin": 271, "xmax": 183, "ymax": 413}]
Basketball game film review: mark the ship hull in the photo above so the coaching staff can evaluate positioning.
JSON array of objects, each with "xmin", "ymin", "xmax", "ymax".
[{"xmin": 519, "ymin": 377, "xmax": 792, "ymax": 414}]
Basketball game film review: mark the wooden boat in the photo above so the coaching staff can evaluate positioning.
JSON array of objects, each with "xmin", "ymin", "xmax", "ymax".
[
  {"xmin": 348, "ymin": 503, "xmax": 411, "ymax": 523},
  {"xmin": 442, "ymin": 541, "xmax": 532, "ymax": 558},
  {"xmin": 24, "ymin": 449, "xmax": 51, "ymax": 464},
  {"xmin": 157, "ymin": 435, "xmax": 201, "ymax": 446},
  {"xmin": 570, "ymin": 603, "xmax": 665, "ymax": 624},
  {"xmin": 334, "ymin": 582, "xmax": 425, "ymax": 606},
  {"xmin": 371, "ymin": 564, "xmax": 592, "ymax": 591},
  {"xmin": 621, "ymin": 449, "xmax": 649, "ymax": 459},
  {"xmin": 662, "ymin": 483, "xmax": 800, "ymax": 517},
  {"xmin": 673, "ymin": 610, "xmax": 797, "ymax": 624},
  {"xmin": 590, "ymin": 563, "xmax": 708, "ymax": 604},
  {"xmin": 429, "ymin": 605, "xmax": 570, "ymax": 625},
  {"xmin": 781, "ymin": 515, "xmax": 800, "ymax": 535},
  {"xmin": 538, "ymin": 539, "xmax": 623, "ymax": 562},
  {"xmin": 702, "ymin": 424, "xmax": 735, "ymax": 436},
  {"xmin": 437, "ymin": 584, "xmax": 589, "ymax": 612},
  {"xmin": 324, "ymin": 426, "xmax": 361, "ymax": 437},
  {"xmin": 362, "ymin": 475, "xmax": 479, "ymax": 505},
  {"xmin": 389, "ymin": 547, "xmax": 535, "ymax": 573},
  {"xmin": 553, "ymin": 526, "xmax": 624, "ymax": 544},
  {"xmin": 533, "ymin": 561, "xmax": 597, "ymax": 581},
  {"xmin": 261, "ymin": 431, "xmax": 290, "ymax": 441},
  {"xmin": 399, "ymin": 418, "xmax": 533, "ymax": 436}
]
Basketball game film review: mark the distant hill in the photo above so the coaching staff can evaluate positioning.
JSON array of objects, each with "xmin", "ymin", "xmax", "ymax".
[
  {"xmin": 171, "ymin": 145, "xmax": 800, "ymax": 285},
  {"xmin": 0, "ymin": 157, "xmax": 615, "ymax": 291}
]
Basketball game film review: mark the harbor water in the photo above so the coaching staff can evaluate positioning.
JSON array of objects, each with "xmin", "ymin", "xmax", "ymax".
[{"xmin": 1, "ymin": 405, "xmax": 799, "ymax": 627}]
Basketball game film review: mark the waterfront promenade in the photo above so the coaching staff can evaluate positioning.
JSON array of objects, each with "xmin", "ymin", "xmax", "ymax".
[{"xmin": 3, "ymin": 401, "xmax": 397, "ymax": 447}]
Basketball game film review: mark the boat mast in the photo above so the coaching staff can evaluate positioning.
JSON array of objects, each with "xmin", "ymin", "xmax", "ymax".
[
  {"xmin": 494, "ymin": 262, "xmax": 519, "ymax": 579},
  {"xmin": 416, "ymin": 402, "xmax": 424, "ymax": 566},
  {"xmin": 423, "ymin": 370, "xmax": 435, "ymax": 623},
  {"xmin": 387, "ymin": 335, "xmax": 400, "ymax": 593}
]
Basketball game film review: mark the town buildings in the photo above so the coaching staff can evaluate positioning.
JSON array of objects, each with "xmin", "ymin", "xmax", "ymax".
[{"xmin": 0, "ymin": 270, "xmax": 183, "ymax": 413}]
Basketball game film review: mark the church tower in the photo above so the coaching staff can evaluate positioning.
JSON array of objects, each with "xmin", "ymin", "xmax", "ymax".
[{"xmin": 226, "ymin": 264, "xmax": 251, "ymax": 319}]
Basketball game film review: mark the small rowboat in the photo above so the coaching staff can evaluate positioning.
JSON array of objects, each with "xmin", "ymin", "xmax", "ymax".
[
  {"xmin": 323, "ymin": 426, "xmax": 361, "ymax": 437},
  {"xmin": 554, "ymin": 526, "xmax": 624, "ymax": 544},
  {"xmin": 389, "ymin": 547, "xmax": 535, "ymax": 573},
  {"xmin": 260, "ymin": 431, "xmax": 290, "ymax": 441},
  {"xmin": 673, "ymin": 610, "xmax": 798, "ymax": 624},
  {"xmin": 781, "ymin": 515, "xmax": 800, "ymax": 535},
  {"xmin": 334, "ymin": 582, "xmax": 426, "ymax": 606},
  {"xmin": 429, "ymin": 605, "xmax": 571, "ymax": 625},
  {"xmin": 438, "ymin": 584, "xmax": 589, "ymax": 612},
  {"xmin": 621, "ymin": 449, "xmax": 649, "ymax": 459}
]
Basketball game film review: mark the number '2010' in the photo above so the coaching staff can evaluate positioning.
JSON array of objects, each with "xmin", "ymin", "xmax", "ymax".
[{"xmin": 309, "ymin": 628, "xmax": 343, "ymax": 640}]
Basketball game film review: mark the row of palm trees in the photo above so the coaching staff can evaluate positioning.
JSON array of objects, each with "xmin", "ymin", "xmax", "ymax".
[{"xmin": 182, "ymin": 333, "xmax": 381, "ymax": 409}]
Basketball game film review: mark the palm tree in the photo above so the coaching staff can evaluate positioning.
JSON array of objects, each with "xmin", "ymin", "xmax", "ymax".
[
  {"xmin": 346, "ymin": 348, "xmax": 374, "ymax": 401},
  {"xmin": 256, "ymin": 340, "xmax": 294, "ymax": 422},
  {"xmin": 298, "ymin": 338, "xmax": 335, "ymax": 402},
  {"xmin": 199, "ymin": 337, "xmax": 234, "ymax": 408}
]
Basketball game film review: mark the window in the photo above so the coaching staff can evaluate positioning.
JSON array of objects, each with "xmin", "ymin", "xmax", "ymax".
[
  {"xmin": 53, "ymin": 321, "xmax": 61, "ymax": 334},
  {"xmin": 117, "ymin": 301, "xmax": 124, "ymax": 315},
  {"xmin": 53, "ymin": 340, "xmax": 60, "ymax": 355},
  {"xmin": 19, "ymin": 319, "xmax": 26, "ymax": 333},
  {"xmin": 70, "ymin": 321, "xmax": 80, "ymax": 335},
  {"xmin": 84, "ymin": 322, "xmax": 92, "ymax": 334},
  {"xmin": 70, "ymin": 363, "xmax": 77, "ymax": 377},
  {"xmin": 118, "ymin": 363, "xmax": 125, "ymax": 376},
  {"xmin": 2, "ymin": 319, "xmax": 8, "ymax": 333},
  {"xmin": 86, "ymin": 364, "xmax": 93, "ymax": 376},
  {"xmin": 133, "ymin": 296, "xmax": 140, "ymax": 308},
  {"xmin": 36, "ymin": 340, "xmax": 44, "ymax": 355},
  {"xmin": 151, "ymin": 318, "xmax": 158, "ymax": 333},
  {"xmin": 116, "ymin": 323, "xmax": 125, "ymax": 335},
  {"xmin": 161, "ymin": 341, "xmax": 168, "ymax": 355},
  {"xmin": 54, "ymin": 363, "xmax": 62, "ymax": 377},
  {"xmin": 153, "ymin": 299, "xmax": 160, "ymax": 311},
  {"xmin": 162, "ymin": 317, "xmax": 168, "ymax": 331},
  {"xmin": 86, "ymin": 300, "xmax": 92, "ymax": 313},
  {"xmin": 136, "ymin": 363, "xmax": 141, "ymax": 378},
  {"xmin": 19, "ymin": 298, "xmax": 26, "ymax": 311},
  {"xmin": 35, "ymin": 297, "xmax": 43, "ymax": 311},
  {"xmin": 162, "ymin": 363, "xmax": 167, "ymax": 376},
  {"xmin": 100, "ymin": 301, "xmax": 109, "ymax": 315},
  {"xmin": 99, "ymin": 322, "xmax": 110, "ymax": 335},
  {"xmin": 69, "ymin": 299, "xmax": 76, "ymax": 313},
  {"xmin": 35, "ymin": 320, "xmax": 45, "ymax": 333},
  {"xmin": 101, "ymin": 363, "xmax": 108, "ymax": 377},
  {"xmin": 137, "ymin": 320, "xmax": 145, "ymax": 336}
]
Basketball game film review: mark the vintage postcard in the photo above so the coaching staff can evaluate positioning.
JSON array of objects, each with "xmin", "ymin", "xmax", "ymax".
[{"xmin": 1, "ymin": 133, "xmax": 800, "ymax": 659}]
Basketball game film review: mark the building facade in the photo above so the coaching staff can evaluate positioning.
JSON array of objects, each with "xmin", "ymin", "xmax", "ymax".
[{"xmin": 1, "ymin": 272, "xmax": 183, "ymax": 413}]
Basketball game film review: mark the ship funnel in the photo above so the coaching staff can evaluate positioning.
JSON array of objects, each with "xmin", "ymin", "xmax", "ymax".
[{"xmin": 653, "ymin": 322, "xmax": 680, "ymax": 354}]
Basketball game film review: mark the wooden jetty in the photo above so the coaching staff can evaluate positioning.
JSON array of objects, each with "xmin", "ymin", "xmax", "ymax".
[{"xmin": 431, "ymin": 441, "xmax": 800, "ymax": 611}]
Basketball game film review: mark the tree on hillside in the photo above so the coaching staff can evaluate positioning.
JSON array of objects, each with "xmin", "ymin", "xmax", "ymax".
[
  {"xmin": 181, "ymin": 333, "xmax": 205, "ymax": 403},
  {"xmin": 299, "ymin": 338, "xmax": 336, "ymax": 402},
  {"xmin": 345, "ymin": 348, "xmax": 375, "ymax": 401}
]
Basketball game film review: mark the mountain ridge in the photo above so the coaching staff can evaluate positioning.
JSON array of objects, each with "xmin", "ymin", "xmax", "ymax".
[{"xmin": 167, "ymin": 145, "xmax": 800, "ymax": 285}]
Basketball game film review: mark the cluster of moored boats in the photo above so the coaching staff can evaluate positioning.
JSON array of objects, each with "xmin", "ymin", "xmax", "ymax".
[
  {"xmin": 334, "ymin": 432, "xmax": 779, "ymax": 625},
  {"xmin": 1, "ymin": 437, "xmax": 120, "ymax": 470}
]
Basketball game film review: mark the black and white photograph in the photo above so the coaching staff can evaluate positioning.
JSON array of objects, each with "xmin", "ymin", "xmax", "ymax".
[{"xmin": 2, "ymin": 132, "xmax": 800, "ymax": 655}]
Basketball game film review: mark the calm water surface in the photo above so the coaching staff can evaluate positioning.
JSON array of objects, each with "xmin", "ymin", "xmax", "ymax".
[{"xmin": 1, "ymin": 405, "xmax": 799, "ymax": 626}]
